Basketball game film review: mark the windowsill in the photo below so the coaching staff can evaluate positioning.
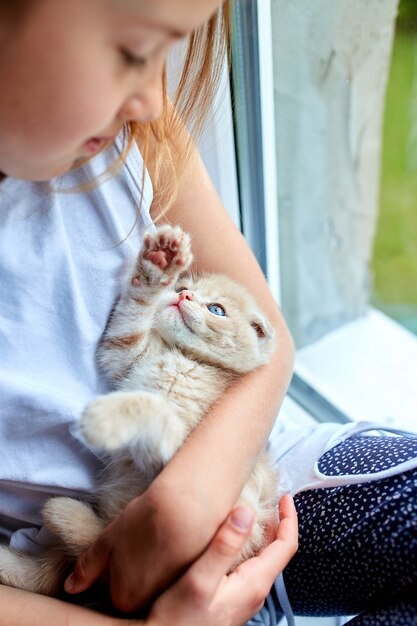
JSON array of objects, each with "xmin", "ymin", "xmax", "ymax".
[{"xmin": 290, "ymin": 308, "xmax": 417, "ymax": 433}]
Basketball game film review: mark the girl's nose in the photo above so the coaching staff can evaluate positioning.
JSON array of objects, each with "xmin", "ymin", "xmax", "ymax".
[
  {"xmin": 119, "ymin": 84, "xmax": 163, "ymax": 124},
  {"xmin": 178, "ymin": 290, "xmax": 193, "ymax": 303}
]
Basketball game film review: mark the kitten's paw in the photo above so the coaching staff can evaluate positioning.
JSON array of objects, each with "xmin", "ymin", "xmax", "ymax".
[
  {"xmin": 135, "ymin": 226, "xmax": 193, "ymax": 287},
  {"xmin": 80, "ymin": 391, "xmax": 186, "ymax": 469},
  {"xmin": 43, "ymin": 497, "xmax": 103, "ymax": 556},
  {"xmin": 80, "ymin": 392, "xmax": 135, "ymax": 451}
]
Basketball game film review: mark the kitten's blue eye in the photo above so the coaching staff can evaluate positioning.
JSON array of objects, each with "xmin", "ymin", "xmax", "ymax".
[
  {"xmin": 176, "ymin": 286, "xmax": 188, "ymax": 293},
  {"xmin": 207, "ymin": 304, "xmax": 226, "ymax": 317}
]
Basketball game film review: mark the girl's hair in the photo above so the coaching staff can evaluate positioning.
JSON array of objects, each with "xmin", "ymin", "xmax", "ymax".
[{"xmin": 121, "ymin": 2, "xmax": 231, "ymax": 215}]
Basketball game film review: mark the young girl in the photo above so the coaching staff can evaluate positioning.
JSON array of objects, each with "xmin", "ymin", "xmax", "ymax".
[
  {"xmin": 0, "ymin": 1, "xmax": 297, "ymax": 624},
  {"xmin": 1, "ymin": 2, "xmax": 417, "ymax": 626}
]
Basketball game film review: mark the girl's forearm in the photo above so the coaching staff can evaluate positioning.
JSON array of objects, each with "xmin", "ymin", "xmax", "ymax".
[
  {"xmin": 0, "ymin": 585, "xmax": 126, "ymax": 626},
  {"xmin": 167, "ymin": 332, "xmax": 291, "ymax": 501},
  {"xmin": 146, "ymin": 312, "xmax": 294, "ymax": 553},
  {"xmin": 142, "ymin": 139, "xmax": 295, "ymax": 563}
]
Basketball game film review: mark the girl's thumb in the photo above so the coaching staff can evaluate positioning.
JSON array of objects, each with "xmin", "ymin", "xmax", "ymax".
[{"xmin": 64, "ymin": 541, "xmax": 109, "ymax": 594}]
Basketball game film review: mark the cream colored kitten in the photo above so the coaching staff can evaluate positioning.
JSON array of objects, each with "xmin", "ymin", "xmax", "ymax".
[{"xmin": 0, "ymin": 225, "xmax": 278, "ymax": 596}]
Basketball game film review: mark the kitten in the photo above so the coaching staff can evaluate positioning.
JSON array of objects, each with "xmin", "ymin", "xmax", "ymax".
[{"xmin": 0, "ymin": 225, "xmax": 278, "ymax": 596}]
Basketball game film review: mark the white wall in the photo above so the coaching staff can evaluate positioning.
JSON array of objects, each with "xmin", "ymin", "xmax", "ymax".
[{"xmin": 271, "ymin": 0, "xmax": 399, "ymax": 347}]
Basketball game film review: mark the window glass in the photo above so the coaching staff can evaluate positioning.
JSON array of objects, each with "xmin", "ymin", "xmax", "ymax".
[
  {"xmin": 231, "ymin": 0, "xmax": 417, "ymax": 430},
  {"xmin": 372, "ymin": 0, "xmax": 417, "ymax": 335},
  {"xmin": 268, "ymin": 0, "xmax": 413, "ymax": 349}
]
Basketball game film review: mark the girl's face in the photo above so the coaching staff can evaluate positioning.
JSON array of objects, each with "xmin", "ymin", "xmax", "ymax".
[{"xmin": 0, "ymin": 0, "xmax": 220, "ymax": 181}]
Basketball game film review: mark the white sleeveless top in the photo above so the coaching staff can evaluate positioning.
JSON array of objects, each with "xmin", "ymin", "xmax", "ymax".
[{"xmin": 0, "ymin": 137, "xmax": 154, "ymax": 553}]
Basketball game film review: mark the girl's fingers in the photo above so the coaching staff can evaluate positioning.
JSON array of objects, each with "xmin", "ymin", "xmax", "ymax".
[
  {"xmin": 64, "ymin": 536, "xmax": 110, "ymax": 594},
  {"xmin": 238, "ymin": 494, "xmax": 298, "ymax": 583},
  {"xmin": 216, "ymin": 495, "xmax": 297, "ymax": 616},
  {"xmin": 183, "ymin": 507, "xmax": 255, "ymax": 600},
  {"xmin": 173, "ymin": 496, "xmax": 297, "ymax": 625}
]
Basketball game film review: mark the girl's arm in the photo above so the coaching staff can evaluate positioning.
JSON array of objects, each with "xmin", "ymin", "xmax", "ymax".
[
  {"xmin": 1, "ymin": 498, "xmax": 297, "ymax": 626},
  {"xmin": 154, "ymin": 147, "xmax": 294, "ymax": 497},
  {"xmin": 0, "ymin": 585, "xmax": 117, "ymax": 626},
  {"xmin": 66, "ymin": 144, "xmax": 295, "ymax": 612}
]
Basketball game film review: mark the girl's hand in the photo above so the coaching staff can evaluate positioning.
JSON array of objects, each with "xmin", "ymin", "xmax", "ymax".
[
  {"xmin": 65, "ymin": 494, "xmax": 298, "ymax": 620},
  {"xmin": 64, "ymin": 481, "xmax": 215, "ymax": 612},
  {"xmin": 145, "ymin": 495, "xmax": 298, "ymax": 626}
]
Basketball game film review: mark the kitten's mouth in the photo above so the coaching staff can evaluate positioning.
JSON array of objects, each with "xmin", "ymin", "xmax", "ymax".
[{"xmin": 170, "ymin": 302, "xmax": 195, "ymax": 333}]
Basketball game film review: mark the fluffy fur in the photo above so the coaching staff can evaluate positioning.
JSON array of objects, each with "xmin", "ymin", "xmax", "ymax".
[{"xmin": 0, "ymin": 225, "xmax": 278, "ymax": 596}]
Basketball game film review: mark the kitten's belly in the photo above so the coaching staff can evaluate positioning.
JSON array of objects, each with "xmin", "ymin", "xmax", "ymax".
[{"xmin": 121, "ymin": 354, "xmax": 227, "ymax": 430}]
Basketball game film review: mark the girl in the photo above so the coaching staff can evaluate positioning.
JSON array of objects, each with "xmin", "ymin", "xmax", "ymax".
[
  {"xmin": 0, "ymin": 1, "xmax": 297, "ymax": 624},
  {"xmin": 1, "ymin": 2, "xmax": 417, "ymax": 626}
]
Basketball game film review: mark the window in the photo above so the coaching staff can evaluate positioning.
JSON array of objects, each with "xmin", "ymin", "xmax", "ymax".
[
  {"xmin": 190, "ymin": 1, "xmax": 417, "ymax": 432},
  {"xmin": 196, "ymin": 0, "xmax": 417, "ymax": 435}
]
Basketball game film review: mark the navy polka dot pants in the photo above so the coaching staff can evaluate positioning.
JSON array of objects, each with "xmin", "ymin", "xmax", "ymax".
[{"xmin": 277, "ymin": 434, "xmax": 417, "ymax": 625}]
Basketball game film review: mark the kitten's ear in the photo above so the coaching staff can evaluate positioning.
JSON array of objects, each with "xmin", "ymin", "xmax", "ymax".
[{"xmin": 250, "ymin": 314, "xmax": 274, "ymax": 341}]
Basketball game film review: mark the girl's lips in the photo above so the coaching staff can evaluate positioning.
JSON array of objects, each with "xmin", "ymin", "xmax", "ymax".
[{"xmin": 84, "ymin": 136, "xmax": 115, "ymax": 153}]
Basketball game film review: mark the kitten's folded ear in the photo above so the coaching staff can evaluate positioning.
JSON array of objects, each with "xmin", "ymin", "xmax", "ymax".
[{"xmin": 250, "ymin": 314, "xmax": 274, "ymax": 341}]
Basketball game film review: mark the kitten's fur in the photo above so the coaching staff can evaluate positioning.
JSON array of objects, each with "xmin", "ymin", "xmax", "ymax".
[{"xmin": 0, "ymin": 225, "xmax": 278, "ymax": 596}]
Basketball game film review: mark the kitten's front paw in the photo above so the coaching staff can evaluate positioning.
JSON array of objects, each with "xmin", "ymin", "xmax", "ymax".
[
  {"xmin": 80, "ymin": 392, "xmax": 135, "ymax": 451},
  {"xmin": 80, "ymin": 390, "xmax": 186, "ymax": 470},
  {"xmin": 135, "ymin": 226, "xmax": 193, "ymax": 287}
]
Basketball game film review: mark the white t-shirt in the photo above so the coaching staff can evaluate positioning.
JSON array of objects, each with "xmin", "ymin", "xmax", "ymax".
[
  {"xmin": 2, "ymin": 133, "xmax": 416, "ymax": 566},
  {"xmin": 0, "ymin": 137, "xmax": 154, "ymax": 553}
]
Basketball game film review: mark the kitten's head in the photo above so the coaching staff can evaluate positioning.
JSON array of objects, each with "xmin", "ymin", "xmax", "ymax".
[{"xmin": 155, "ymin": 273, "xmax": 275, "ymax": 373}]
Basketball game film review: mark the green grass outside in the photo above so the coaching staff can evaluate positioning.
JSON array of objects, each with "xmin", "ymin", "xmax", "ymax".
[{"xmin": 371, "ymin": 28, "xmax": 417, "ymax": 332}]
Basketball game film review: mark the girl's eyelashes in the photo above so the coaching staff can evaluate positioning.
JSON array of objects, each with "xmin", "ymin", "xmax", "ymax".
[{"xmin": 119, "ymin": 48, "xmax": 147, "ymax": 70}]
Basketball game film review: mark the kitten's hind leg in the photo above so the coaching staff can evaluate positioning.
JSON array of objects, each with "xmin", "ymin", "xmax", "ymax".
[
  {"xmin": 0, "ymin": 544, "xmax": 69, "ymax": 596},
  {"xmin": 80, "ymin": 391, "xmax": 187, "ymax": 474},
  {"xmin": 234, "ymin": 453, "xmax": 278, "ymax": 565},
  {"xmin": 0, "ymin": 498, "xmax": 101, "ymax": 595},
  {"xmin": 42, "ymin": 497, "xmax": 105, "ymax": 558}
]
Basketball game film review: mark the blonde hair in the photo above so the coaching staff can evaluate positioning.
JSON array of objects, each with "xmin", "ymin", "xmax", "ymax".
[{"xmin": 120, "ymin": 3, "xmax": 231, "ymax": 214}]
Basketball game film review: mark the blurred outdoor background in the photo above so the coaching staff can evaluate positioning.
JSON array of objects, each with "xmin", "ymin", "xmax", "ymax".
[{"xmin": 372, "ymin": 0, "xmax": 417, "ymax": 333}]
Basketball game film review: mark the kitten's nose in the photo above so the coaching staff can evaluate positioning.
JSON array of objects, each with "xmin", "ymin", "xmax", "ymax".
[{"xmin": 178, "ymin": 290, "xmax": 192, "ymax": 303}]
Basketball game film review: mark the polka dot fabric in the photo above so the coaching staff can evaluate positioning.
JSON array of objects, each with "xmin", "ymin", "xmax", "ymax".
[
  {"xmin": 319, "ymin": 434, "xmax": 417, "ymax": 475},
  {"xmin": 250, "ymin": 434, "xmax": 417, "ymax": 625}
]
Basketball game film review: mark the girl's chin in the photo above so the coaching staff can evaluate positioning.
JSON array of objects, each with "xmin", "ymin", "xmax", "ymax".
[
  {"xmin": 1, "ymin": 144, "xmax": 109, "ymax": 181},
  {"xmin": 35, "ymin": 155, "xmax": 89, "ymax": 180},
  {"xmin": 0, "ymin": 155, "xmax": 79, "ymax": 181}
]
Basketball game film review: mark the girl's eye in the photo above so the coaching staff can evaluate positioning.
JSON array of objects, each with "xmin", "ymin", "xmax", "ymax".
[
  {"xmin": 120, "ymin": 48, "xmax": 147, "ymax": 70},
  {"xmin": 207, "ymin": 304, "xmax": 226, "ymax": 317}
]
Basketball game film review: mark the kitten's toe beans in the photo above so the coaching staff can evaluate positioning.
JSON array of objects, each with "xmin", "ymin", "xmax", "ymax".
[
  {"xmin": 138, "ymin": 226, "xmax": 192, "ymax": 282},
  {"xmin": 170, "ymin": 233, "xmax": 192, "ymax": 271}
]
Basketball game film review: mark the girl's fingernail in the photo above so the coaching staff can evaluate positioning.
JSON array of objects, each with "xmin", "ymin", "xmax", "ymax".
[
  {"xmin": 64, "ymin": 573, "xmax": 74, "ymax": 592},
  {"xmin": 230, "ymin": 507, "xmax": 254, "ymax": 531}
]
